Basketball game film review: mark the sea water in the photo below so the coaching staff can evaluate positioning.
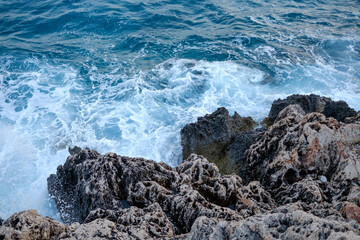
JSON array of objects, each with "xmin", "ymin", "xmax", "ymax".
[{"xmin": 0, "ymin": 0, "xmax": 359, "ymax": 221}]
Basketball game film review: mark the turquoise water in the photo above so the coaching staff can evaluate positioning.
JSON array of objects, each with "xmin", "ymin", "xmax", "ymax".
[{"xmin": 0, "ymin": 0, "xmax": 359, "ymax": 220}]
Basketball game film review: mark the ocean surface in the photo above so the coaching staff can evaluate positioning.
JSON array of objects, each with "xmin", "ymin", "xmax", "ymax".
[{"xmin": 0, "ymin": 0, "xmax": 359, "ymax": 221}]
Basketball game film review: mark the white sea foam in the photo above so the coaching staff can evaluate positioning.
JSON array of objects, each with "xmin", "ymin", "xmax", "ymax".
[{"xmin": 0, "ymin": 56, "xmax": 359, "ymax": 220}]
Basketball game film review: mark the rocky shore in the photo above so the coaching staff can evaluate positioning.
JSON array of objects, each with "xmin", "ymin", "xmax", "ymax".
[{"xmin": 1, "ymin": 94, "xmax": 360, "ymax": 239}]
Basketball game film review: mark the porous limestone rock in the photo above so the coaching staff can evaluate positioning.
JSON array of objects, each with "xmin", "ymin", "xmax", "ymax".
[
  {"xmin": 2, "ymin": 95, "xmax": 360, "ymax": 239},
  {"xmin": 47, "ymin": 150, "xmax": 180, "ymax": 224},
  {"xmin": 58, "ymin": 219, "xmax": 125, "ymax": 240},
  {"xmin": 0, "ymin": 208, "xmax": 173, "ymax": 240},
  {"xmin": 180, "ymin": 210, "xmax": 360, "ymax": 240},
  {"xmin": 246, "ymin": 104, "xmax": 360, "ymax": 206},
  {"xmin": 83, "ymin": 203, "xmax": 175, "ymax": 239},
  {"xmin": 48, "ymin": 150, "xmax": 273, "ymax": 234},
  {"xmin": 0, "ymin": 210, "xmax": 66, "ymax": 240}
]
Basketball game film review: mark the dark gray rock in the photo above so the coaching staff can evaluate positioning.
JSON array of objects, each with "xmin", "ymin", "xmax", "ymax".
[
  {"xmin": 181, "ymin": 107, "xmax": 256, "ymax": 175},
  {"xmin": 268, "ymin": 94, "xmax": 331, "ymax": 123},
  {"xmin": 344, "ymin": 111, "xmax": 360, "ymax": 124},
  {"xmin": 68, "ymin": 146, "xmax": 82, "ymax": 156},
  {"xmin": 226, "ymin": 131, "xmax": 258, "ymax": 184},
  {"xmin": 267, "ymin": 94, "xmax": 356, "ymax": 124},
  {"xmin": 323, "ymin": 100, "xmax": 357, "ymax": 122}
]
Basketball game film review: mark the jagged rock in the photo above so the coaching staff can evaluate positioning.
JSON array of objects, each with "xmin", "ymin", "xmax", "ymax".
[
  {"xmin": 58, "ymin": 219, "xmax": 126, "ymax": 240},
  {"xmin": 0, "ymin": 208, "xmax": 173, "ymax": 240},
  {"xmin": 267, "ymin": 94, "xmax": 330, "ymax": 124},
  {"xmin": 275, "ymin": 177, "xmax": 325, "ymax": 205},
  {"xmin": 84, "ymin": 203, "xmax": 175, "ymax": 239},
  {"xmin": 246, "ymin": 104, "xmax": 360, "ymax": 204},
  {"xmin": 68, "ymin": 146, "xmax": 82, "ymax": 156},
  {"xmin": 235, "ymin": 181, "xmax": 277, "ymax": 218},
  {"xmin": 62, "ymin": 203, "xmax": 175, "ymax": 239},
  {"xmin": 0, "ymin": 218, "xmax": 3, "ymax": 226},
  {"xmin": 181, "ymin": 107, "xmax": 257, "ymax": 176},
  {"xmin": 274, "ymin": 103, "xmax": 305, "ymax": 122},
  {"xmin": 323, "ymin": 101, "xmax": 357, "ymax": 122},
  {"xmin": 48, "ymin": 150, "xmax": 274, "ymax": 234},
  {"xmin": 180, "ymin": 210, "xmax": 360, "ymax": 240},
  {"xmin": 268, "ymin": 199, "xmax": 353, "ymax": 224},
  {"xmin": 0, "ymin": 210, "xmax": 66, "ymax": 240},
  {"xmin": 344, "ymin": 111, "xmax": 360, "ymax": 124},
  {"xmin": 267, "ymin": 94, "xmax": 356, "ymax": 124},
  {"xmin": 4, "ymin": 94, "xmax": 360, "ymax": 239},
  {"xmin": 48, "ymin": 150, "xmax": 180, "ymax": 224},
  {"xmin": 175, "ymin": 154, "xmax": 219, "ymax": 186}
]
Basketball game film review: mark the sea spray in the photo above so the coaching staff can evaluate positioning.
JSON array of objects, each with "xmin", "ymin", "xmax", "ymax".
[{"xmin": 0, "ymin": 0, "xmax": 359, "ymax": 220}]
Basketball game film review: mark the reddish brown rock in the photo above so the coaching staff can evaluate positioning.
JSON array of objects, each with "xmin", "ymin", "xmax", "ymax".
[{"xmin": 342, "ymin": 202, "xmax": 360, "ymax": 224}]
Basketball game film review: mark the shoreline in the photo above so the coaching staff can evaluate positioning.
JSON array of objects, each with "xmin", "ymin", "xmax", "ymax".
[{"xmin": 1, "ymin": 94, "xmax": 360, "ymax": 239}]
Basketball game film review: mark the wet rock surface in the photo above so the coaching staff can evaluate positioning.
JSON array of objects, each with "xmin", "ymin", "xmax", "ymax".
[{"xmin": 1, "ymin": 94, "xmax": 360, "ymax": 240}]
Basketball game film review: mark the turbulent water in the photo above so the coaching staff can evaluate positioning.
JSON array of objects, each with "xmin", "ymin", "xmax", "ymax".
[{"xmin": 0, "ymin": 0, "xmax": 359, "ymax": 221}]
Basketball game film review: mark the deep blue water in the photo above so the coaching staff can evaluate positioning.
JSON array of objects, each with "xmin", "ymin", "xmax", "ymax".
[{"xmin": 0, "ymin": 0, "xmax": 359, "ymax": 220}]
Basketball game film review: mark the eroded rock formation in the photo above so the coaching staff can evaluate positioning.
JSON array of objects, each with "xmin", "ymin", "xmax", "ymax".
[{"xmin": 1, "ymin": 95, "xmax": 360, "ymax": 240}]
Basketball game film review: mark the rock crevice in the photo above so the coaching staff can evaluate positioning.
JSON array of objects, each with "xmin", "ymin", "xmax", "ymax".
[{"xmin": 1, "ymin": 94, "xmax": 360, "ymax": 240}]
